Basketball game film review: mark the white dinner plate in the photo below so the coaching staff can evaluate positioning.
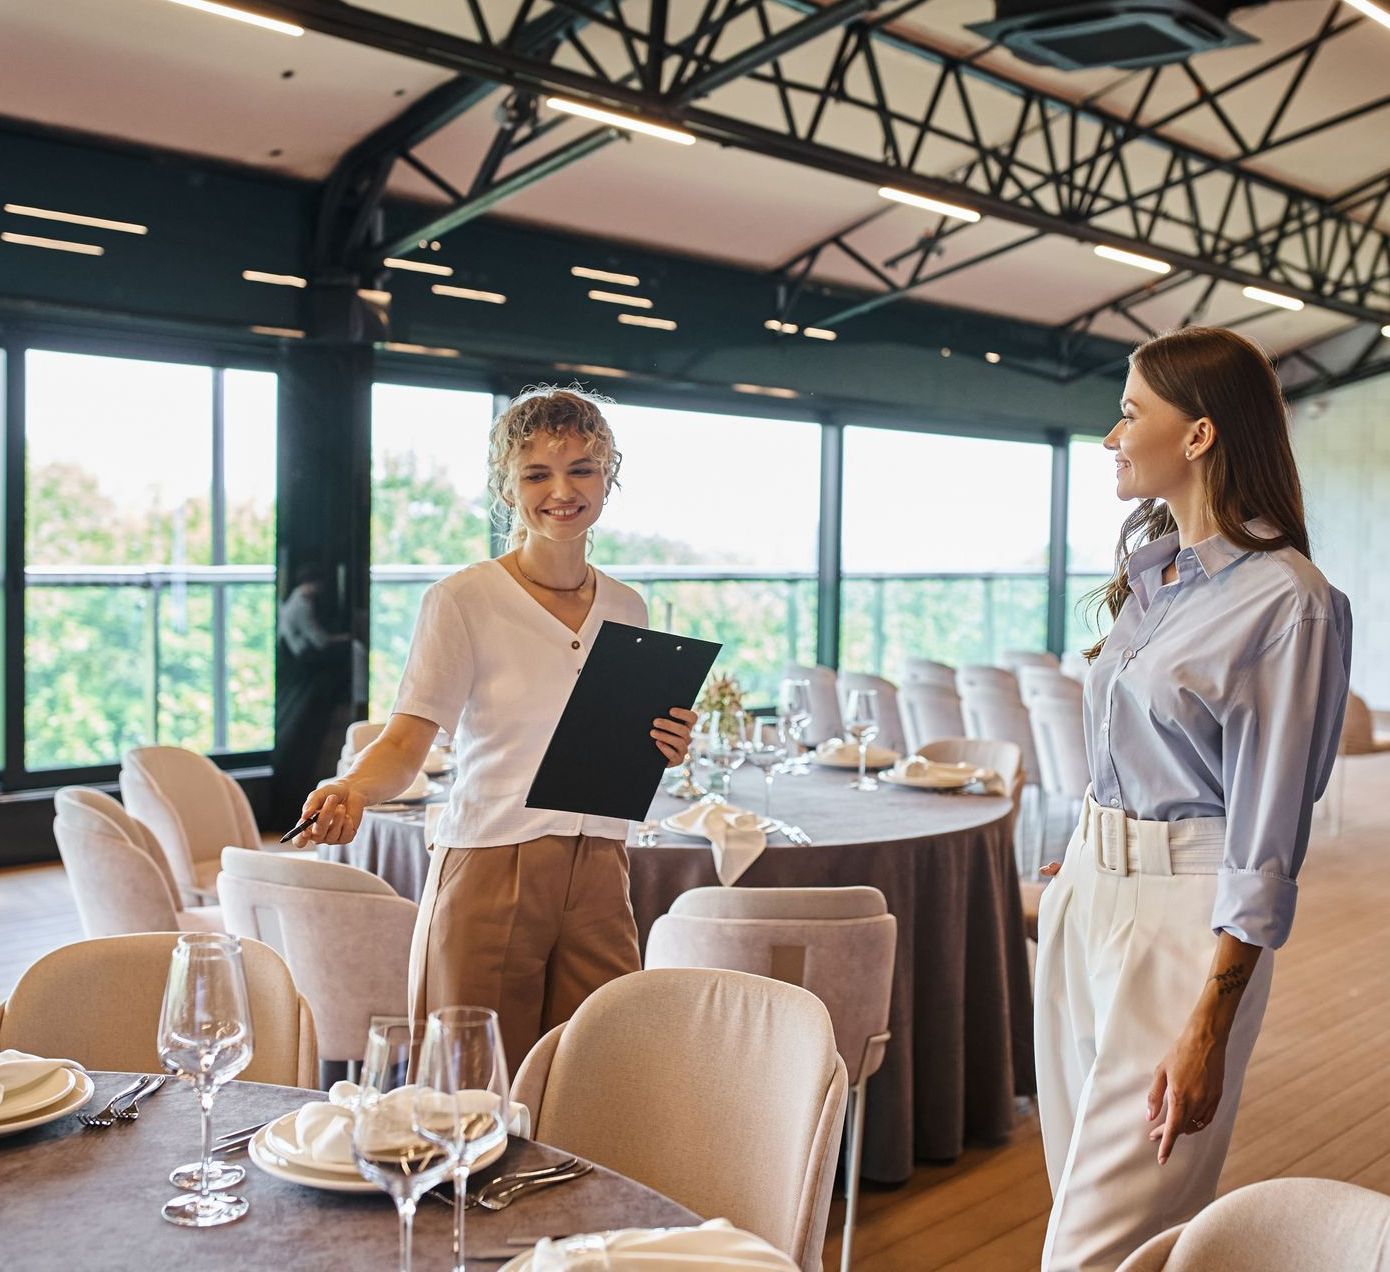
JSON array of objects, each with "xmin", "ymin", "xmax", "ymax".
[
  {"xmin": 0, "ymin": 1065, "xmax": 77, "ymax": 1122},
  {"xmin": 879, "ymin": 767, "xmax": 981, "ymax": 791},
  {"xmin": 810, "ymin": 749, "xmax": 900, "ymax": 770},
  {"xmin": 0, "ymin": 1070, "xmax": 93, "ymax": 1137},
  {"xmin": 659, "ymin": 815, "xmax": 778, "ymax": 839}
]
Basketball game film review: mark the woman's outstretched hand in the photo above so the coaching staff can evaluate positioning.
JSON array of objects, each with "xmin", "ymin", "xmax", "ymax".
[
  {"xmin": 1040, "ymin": 861, "xmax": 1063, "ymax": 877},
  {"xmin": 651, "ymin": 706, "xmax": 698, "ymax": 766},
  {"xmin": 292, "ymin": 780, "xmax": 367, "ymax": 846}
]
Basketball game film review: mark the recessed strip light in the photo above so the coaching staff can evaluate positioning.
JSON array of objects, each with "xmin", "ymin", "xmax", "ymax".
[
  {"xmin": 1093, "ymin": 244, "xmax": 1171, "ymax": 275},
  {"xmin": 878, "ymin": 186, "xmax": 981, "ymax": 224},
  {"xmin": 243, "ymin": 269, "xmax": 305, "ymax": 287},
  {"xmin": 555, "ymin": 362, "xmax": 630, "ymax": 379},
  {"xmin": 163, "ymin": 0, "xmax": 303, "ymax": 36},
  {"xmin": 985, "ymin": 351, "xmax": 1002, "ymax": 364},
  {"xmin": 383, "ymin": 342, "xmax": 460, "ymax": 358},
  {"xmin": 803, "ymin": 327, "xmax": 838, "ymax": 341},
  {"xmin": 764, "ymin": 319, "xmax": 798, "ymax": 334},
  {"xmin": 1, "ymin": 231, "xmax": 103, "ymax": 256},
  {"xmin": 1341, "ymin": 0, "xmax": 1390, "ymax": 31},
  {"xmin": 249, "ymin": 325, "xmax": 304, "ymax": 339},
  {"xmin": 1241, "ymin": 285, "xmax": 1304, "ymax": 312},
  {"xmin": 384, "ymin": 256, "xmax": 453, "ymax": 277},
  {"xmin": 432, "ymin": 284, "xmax": 507, "ymax": 304},
  {"xmin": 733, "ymin": 383, "xmax": 799, "ymax": 399},
  {"xmin": 572, "ymin": 266, "xmax": 640, "ymax": 286},
  {"xmin": 545, "ymin": 97, "xmax": 696, "ymax": 146},
  {"xmin": 4, "ymin": 203, "xmax": 147, "ymax": 235},
  {"xmin": 1382, "ymin": 324, "xmax": 1390, "ymax": 338},
  {"xmin": 618, "ymin": 313, "xmax": 677, "ymax": 330},
  {"xmin": 357, "ymin": 288, "xmax": 392, "ymax": 305},
  {"xmin": 588, "ymin": 289, "xmax": 653, "ymax": 309}
]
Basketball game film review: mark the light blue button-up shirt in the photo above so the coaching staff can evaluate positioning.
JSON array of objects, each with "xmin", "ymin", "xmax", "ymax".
[{"xmin": 1084, "ymin": 521, "xmax": 1352, "ymax": 949}]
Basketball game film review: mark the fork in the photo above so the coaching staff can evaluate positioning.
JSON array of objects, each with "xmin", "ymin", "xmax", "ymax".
[
  {"xmin": 782, "ymin": 824, "xmax": 813, "ymax": 845},
  {"xmin": 476, "ymin": 1163, "xmax": 594, "ymax": 1211},
  {"xmin": 114, "ymin": 1074, "xmax": 167, "ymax": 1120},
  {"xmin": 426, "ymin": 1156, "xmax": 580, "ymax": 1210},
  {"xmin": 79, "ymin": 1075, "xmax": 154, "ymax": 1128}
]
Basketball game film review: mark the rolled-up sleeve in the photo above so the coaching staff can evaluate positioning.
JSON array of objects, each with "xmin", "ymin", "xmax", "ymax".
[
  {"xmin": 391, "ymin": 582, "xmax": 473, "ymax": 734},
  {"xmin": 1216, "ymin": 609, "xmax": 1352, "ymax": 947}
]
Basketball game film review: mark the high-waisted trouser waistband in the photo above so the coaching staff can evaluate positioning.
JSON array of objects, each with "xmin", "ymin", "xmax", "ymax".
[{"xmin": 1080, "ymin": 789, "xmax": 1225, "ymax": 876}]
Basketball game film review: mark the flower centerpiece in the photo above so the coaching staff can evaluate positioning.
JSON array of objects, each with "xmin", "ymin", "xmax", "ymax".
[{"xmin": 696, "ymin": 673, "xmax": 745, "ymax": 737}]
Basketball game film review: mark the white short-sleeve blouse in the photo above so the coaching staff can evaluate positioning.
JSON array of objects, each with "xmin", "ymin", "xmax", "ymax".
[{"xmin": 392, "ymin": 559, "xmax": 648, "ymax": 849}]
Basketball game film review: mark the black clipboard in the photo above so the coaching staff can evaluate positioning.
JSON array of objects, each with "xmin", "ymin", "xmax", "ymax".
[{"xmin": 526, "ymin": 621, "xmax": 721, "ymax": 822}]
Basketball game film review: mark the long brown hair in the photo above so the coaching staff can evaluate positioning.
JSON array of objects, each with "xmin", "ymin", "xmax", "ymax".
[{"xmin": 1083, "ymin": 327, "xmax": 1310, "ymax": 660}]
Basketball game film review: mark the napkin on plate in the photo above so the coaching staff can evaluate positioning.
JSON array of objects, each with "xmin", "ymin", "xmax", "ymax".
[
  {"xmin": 814, "ymin": 737, "xmax": 900, "ymax": 768},
  {"xmin": 0, "ymin": 1050, "xmax": 85, "ymax": 1109},
  {"xmin": 665, "ymin": 802, "xmax": 766, "ymax": 887},
  {"xmin": 889, "ymin": 755, "xmax": 1007, "ymax": 795},
  {"xmin": 513, "ymin": 1219, "xmax": 798, "ymax": 1270}
]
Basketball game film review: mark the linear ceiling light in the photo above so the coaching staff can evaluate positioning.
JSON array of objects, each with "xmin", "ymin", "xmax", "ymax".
[
  {"xmin": 4, "ymin": 203, "xmax": 147, "ymax": 235},
  {"xmin": 432, "ymin": 284, "xmax": 507, "ymax": 304},
  {"xmin": 383, "ymin": 342, "xmax": 460, "ymax": 358},
  {"xmin": 588, "ymin": 289, "xmax": 653, "ymax": 309},
  {"xmin": 555, "ymin": 362, "xmax": 630, "ymax": 378},
  {"xmin": 985, "ymin": 351, "xmax": 1002, "ymax": 364},
  {"xmin": 803, "ymin": 327, "xmax": 838, "ymax": 341},
  {"xmin": 1093, "ymin": 244, "xmax": 1171, "ymax": 275},
  {"xmin": 164, "ymin": 0, "xmax": 303, "ymax": 36},
  {"xmin": 572, "ymin": 266, "xmax": 640, "ymax": 286},
  {"xmin": 618, "ymin": 313, "xmax": 677, "ymax": 330},
  {"xmin": 249, "ymin": 325, "xmax": 304, "ymax": 338},
  {"xmin": 764, "ymin": 319, "xmax": 798, "ymax": 334},
  {"xmin": 243, "ymin": 269, "xmax": 305, "ymax": 287},
  {"xmin": 733, "ymin": 383, "xmax": 799, "ymax": 398},
  {"xmin": 877, "ymin": 186, "xmax": 981, "ymax": 224},
  {"xmin": 545, "ymin": 97, "xmax": 696, "ymax": 146},
  {"xmin": 384, "ymin": 256, "xmax": 453, "ymax": 277},
  {"xmin": 1, "ymin": 231, "xmax": 103, "ymax": 256},
  {"xmin": 1383, "ymin": 324, "xmax": 1390, "ymax": 338},
  {"xmin": 1241, "ymin": 285, "xmax": 1304, "ymax": 312},
  {"xmin": 1341, "ymin": 0, "xmax": 1390, "ymax": 30},
  {"xmin": 357, "ymin": 288, "xmax": 392, "ymax": 305}
]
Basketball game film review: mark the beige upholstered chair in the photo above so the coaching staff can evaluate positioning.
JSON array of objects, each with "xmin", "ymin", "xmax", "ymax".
[
  {"xmin": 836, "ymin": 671, "xmax": 906, "ymax": 754},
  {"xmin": 960, "ymin": 689, "xmax": 1039, "ymax": 785},
  {"xmin": 1060, "ymin": 649, "xmax": 1090, "ymax": 682},
  {"xmin": 919, "ymin": 737, "xmax": 1025, "ymax": 844},
  {"xmin": 1029, "ymin": 694, "xmax": 1090, "ymax": 860},
  {"xmin": 1002, "ymin": 649, "xmax": 1061, "ymax": 673},
  {"xmin": 337, "ymin": 719, "xmax": 387, "ymax": 775},
  {"xmin": 1320, "ymin": 690, "xmax": 1390, "ymax": 834},
  {"xmin": 903, "ymin": 657, "xmax": 956, "ymax": 688},
  {"xmin": 784, "ymin": 663, "xmax": 843, "ymax": 745},
  {"xmin": 0, "ymin": 933, "xmax": 316, "ymax": 1086},
  {"xmin": 120, "ymin": 746, "xmax": 262, "ymax": 906},
  {"xmin": 1116, "ymin": 1177, "xmax": 1390, "ymax": 1270},
  {"xmin": 899, "ymin": 681, "xmax": 966, "ymax": 752},
  {"xmin": 956, "ymin": 664, "xmax": 1022, "ymax": 700},
  {"xmin": 513, "ymin": 968, "xmax": 847, "ymax": 1272},
  {"xmin": 217, "ymin": 847, "xmax": 416, "ymax": 1066},
  {"xmin": 1018, "ymin": 665, "xmax": 1083, "ymax": 704},
  {"xmin": 52, "ymin": 787, "xmax": 223, "ymax": 938},
  {"xmin": 645, "ymin": 888, "xmax": 895, "ymax": 1272}
]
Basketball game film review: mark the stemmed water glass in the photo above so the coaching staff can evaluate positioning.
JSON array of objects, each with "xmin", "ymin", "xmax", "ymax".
[
  {"xmin": 702, "ymin": 708, "xmax": 749, "ymax": 803},
  {"xmin": 745, "ymin": 718, "xmax": 788, "ymax": 819},
  {"xmin": 414, "ymin": 1008, "xmax": 510, "ymax": 1272},
  {"xmin": 157, "ymin": 933, "xmax": 254, "ymax": 1228},
  {"xmin": 844, "ymin": 688, "xmax": 881, "ymax": 792},
  {"xmin": 778, "ymin": 678, "xmax": 813, "ymax": 776},
  {"xmin": 353, "ymin": 1021, "xmax": 455, "ymax": 1272}
]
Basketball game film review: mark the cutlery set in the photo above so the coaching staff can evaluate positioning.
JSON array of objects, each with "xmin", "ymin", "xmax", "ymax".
[
  {"xmin": 426, "ymin": 1156, "xmax": 594, "ymax": 1211},
  {"xmin": 78, "ymin": 1074, "xmax": 167, "ymax": 1128}
]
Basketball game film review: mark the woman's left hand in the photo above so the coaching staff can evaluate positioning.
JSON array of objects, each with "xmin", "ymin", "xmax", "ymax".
[
  {"xmin": 1146, "ymin": 1026, "xmax": 1227, "ymax": 1164},
  {"xmin": 651, "ymin": 706, "xmax": 698, "ymax": 766}
]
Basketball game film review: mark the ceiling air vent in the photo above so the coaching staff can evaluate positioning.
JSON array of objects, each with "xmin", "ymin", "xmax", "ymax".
[{"xmin": 968, "ymin": 0, "xmax": 1262, "ymax": 71}]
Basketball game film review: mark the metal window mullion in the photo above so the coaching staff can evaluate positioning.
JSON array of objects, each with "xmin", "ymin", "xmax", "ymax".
[
  {"xmin": 815, "ymin": 414, "xmax": 842, "ymax": 671},
  {"xmin": 3, "ymin": 343, "xmax": 24, "ymax": 785},
  {"xmin": 1047, "ymin": 431, "xmax": 1069, "ymax": 655},
  {"xmin": 211, "ymin": 367, "xmax": 228, "ymax": 753}
]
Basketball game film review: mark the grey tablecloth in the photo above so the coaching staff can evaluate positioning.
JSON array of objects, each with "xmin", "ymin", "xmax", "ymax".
[
  {"xmin": 631, "ymin": 766, "xmax": 1035, "ymax": 1185},
  {"xmin": 0, "ymin": 1073, "xmax": 699, "ymax": 1271},
  {"xmin": 321, "ymin": 806, "xmax": 435, "ymax": 899}
]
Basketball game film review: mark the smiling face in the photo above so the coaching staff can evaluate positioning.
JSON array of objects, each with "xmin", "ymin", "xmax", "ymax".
[
  {"xmin": 507, "ymin": 430, "xmax": 607, "ymax": 545},
  {"xmin": 1104, "ymin": 367, "xmax": 1207, "ymax": 503}
]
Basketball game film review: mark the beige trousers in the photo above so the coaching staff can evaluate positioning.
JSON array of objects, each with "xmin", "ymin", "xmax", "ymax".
[
  {"xmin": 408, "ymin": 834, "xmax": 641, "ymax": 1073},
  {"xmin": 1034, "ymin": 797, "xmax": 1274, "ymax": 1272}
]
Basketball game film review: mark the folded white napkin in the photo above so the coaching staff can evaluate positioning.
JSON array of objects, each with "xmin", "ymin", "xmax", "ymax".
[
  {"xmin": 665, "ymin": 802, "xmax": 766, "ymax": 886},
  {"xmin": 889, "ymin": 755, "xmax": 1007, "ymax": 795},
  {"xmin": 425, "ymin": 746, "xmax": 452, "ymax": 771},
  {"xmin": 516, "ymin": 1219, "xmax": 798, "ymax": 1270},
  {"xmin": 0, "ymin": 1049, "xmax": 85, "ymax": 1109},
  {"xmin": 814, "ymin": 736, "xmax": 900, "ymax": 768}
]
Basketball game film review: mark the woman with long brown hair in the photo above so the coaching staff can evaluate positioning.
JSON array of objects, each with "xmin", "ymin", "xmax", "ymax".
[{"xmin": 1034, "ymin": 327, "xmax": 1352, "ymax": 1270}]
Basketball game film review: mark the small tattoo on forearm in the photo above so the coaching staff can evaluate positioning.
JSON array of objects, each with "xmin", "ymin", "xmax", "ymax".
[{"xmin": 1211, "ymin": 964, "xmax": 1249, "ymax": 996}]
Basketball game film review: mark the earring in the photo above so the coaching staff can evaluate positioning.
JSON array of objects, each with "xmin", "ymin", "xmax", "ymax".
[{"xmin": 1185, "ymin": 448, "xmax": 1194, "ymax": 460}]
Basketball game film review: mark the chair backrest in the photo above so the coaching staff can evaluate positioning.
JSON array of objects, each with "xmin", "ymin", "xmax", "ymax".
[
  {"xmin": 956, "ymin": 665, "xmax": 1021, "ymax": 700},
  {"xmin": 647, "ymin": 888, "xmax": 895, "ymax": 1087},
  {"xmin": 1018, "ymin": 665, "xmax": 1083, "ymax": 704},
  {"xmin": 52, "ymin": 787, "xmax": 182, "ymax": 937},
  {"xmin": 1060, "ymin": 650, "xmax": 1090, "ymax": 682},
  {"xmin": 1339, "ymin": 691, "xmax": 1377, "ymax": 755},
  {"xmin": 343, "ymin": 719, "xmax": 386, "ymax": 758},
  {"xmin": 120, "ymin": 746, "xmax": 260, "ymax": 897},
  {"xmin": 959, "ymin": 690, "xmax": 1039, "ymax": 784},
  {"xmin": 1115, "ymin": 1177, "xmax": 1390, "ymax": 1271},
  {"xmin": 1028, "ymin": 696, "xmax": 1090, "ymax": 800},
  {"xmin": 898, "ymin": 681, "xmax": 966, "ymax": 752},
  {"xmin": 836, "ymin": 672, "xmax": 906, "ymax": 754},
  {"xmin": 217, "ymin": 848, "xmax": 415, "ymax": 1063},
  {"xmin": 0, "ymin": 933, "xmax": 316, "ymax": 1086},
  {"xmin": 784, "ymin": 663, "xmax": 842, "ymax": 745},
  {"xmin": 902, "ymin": 657, "xmax": 956, "ymax": 689},
  {"xmin": 918, "ymin": 738, "xmax": 1023, "ymax": 805},
  {"xmin": 514, "ymin": 968, "xmax": 846, "ymax": 1272},
  {"xmin": 1001, "ymin": 650, "xmax": 1061, "ymax": 673}
]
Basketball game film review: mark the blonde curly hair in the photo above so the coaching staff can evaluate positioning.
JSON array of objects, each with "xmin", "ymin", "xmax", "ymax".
[{"xmin": 488, "ymin": 385, "xmax": 622, "ymax": 548}]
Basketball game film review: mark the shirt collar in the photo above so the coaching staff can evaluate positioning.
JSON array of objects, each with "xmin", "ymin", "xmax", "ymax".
[{"xmin": 1125, "ymin": 518, "xmax": 1276, "ymax": 606}]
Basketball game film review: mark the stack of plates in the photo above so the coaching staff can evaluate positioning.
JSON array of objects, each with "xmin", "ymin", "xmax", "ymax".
[{"xmin": 0, "ymin": 1065, "xmax": 94, "ymax": 1137}]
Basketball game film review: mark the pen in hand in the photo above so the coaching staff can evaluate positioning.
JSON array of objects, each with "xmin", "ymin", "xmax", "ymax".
[{"xmin": 279, "ymin": 811, "xmax": 319, "ymax": 844}]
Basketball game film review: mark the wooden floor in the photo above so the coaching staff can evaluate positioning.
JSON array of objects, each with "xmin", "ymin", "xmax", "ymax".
[{"xmin": 2, "ymin": 757, "xmax": 1387, "ymax": 1269}]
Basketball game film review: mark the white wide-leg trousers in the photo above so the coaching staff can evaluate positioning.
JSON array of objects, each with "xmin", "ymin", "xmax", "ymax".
[{"xmin": 1034, "ymin": 795, "xmax": 1274, "ymax": 1272}]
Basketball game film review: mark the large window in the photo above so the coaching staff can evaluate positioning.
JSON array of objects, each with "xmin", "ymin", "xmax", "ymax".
[
  {"xmin": 369, "ymin": 383, "xmax": 494, "ymax": 719},
  {"xmin": 23, "ymin": 350, "xmax": 276, "ymax": 771},
  {"xmin": 1065, "ymin": 436, "xmax": 1126, "ymax": 653},
  {"xmin": 840, "ymin": 428, "xmax": 1053, "ymax": 675}
]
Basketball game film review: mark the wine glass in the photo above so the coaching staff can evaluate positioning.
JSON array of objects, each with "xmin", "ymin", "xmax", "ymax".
[
  {"xmin": 745, "ymin": 718, "xmax": 788, "ymax": 819},
  {"xmin": 778, "ymin": 679, "xmax": 813, "ymax": 775},
  {"xmin": 703, "ymin": 708, "xmax": 749, "ymax": 803},
  {"xmin": 664, "ymin": 711, "xmax": 707, "ymax": 801},
  {"xmin": 157, "ymin": 933, "xmax": 254, "ymax": 1227},
  {"xmin": 844, "ymin": 689, "xmax": 880, "ymax": 792},
  {"xmin": 415, "ymin": 1008, "xmax": 510, "ymax": 1272},
  {"xmin": 354, "ymin": 1021, "xmax": 455, "ymax": 1272}
]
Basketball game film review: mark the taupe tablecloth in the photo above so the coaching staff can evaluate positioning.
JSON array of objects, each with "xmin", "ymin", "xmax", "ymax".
[
  {"xmin": 0, "ymin": 1072, "xmax": 699, "ymax": 1270},
  {"xmin": 631, "ymin": 766, "xmax": 1035, "ymax": 1185},
  {"xmin": 321, "ymin": 806, "xmax": 434, "ymax": 899}
]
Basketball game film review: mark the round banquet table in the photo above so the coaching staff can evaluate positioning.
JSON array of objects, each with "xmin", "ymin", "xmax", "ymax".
[{"xmin": 0, "ymin": 1072, "xmax": 700, "ymax": 1271}]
